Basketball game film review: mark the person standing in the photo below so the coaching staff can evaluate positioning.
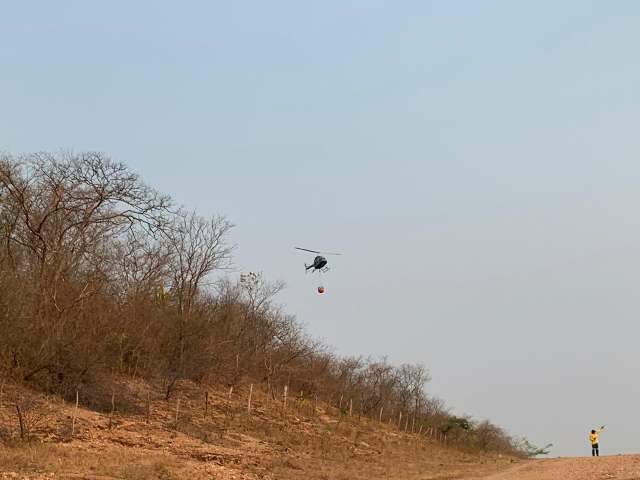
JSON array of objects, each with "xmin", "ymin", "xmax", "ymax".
[{"xmin": 589, "ymin": 425, "xmax": 605, "ymax": 456}]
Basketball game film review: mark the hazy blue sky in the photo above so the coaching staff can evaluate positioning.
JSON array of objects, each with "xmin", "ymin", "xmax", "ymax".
[{"xmin": 2, "ymin": 1, "xmax": 640, "ymax": 457}]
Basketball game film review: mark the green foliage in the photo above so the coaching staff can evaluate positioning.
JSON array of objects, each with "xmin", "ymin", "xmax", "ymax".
[
  {"xmin": 443, "ymin": 416, "xmax": 472, "ymax": 433},
  {"xmin": 516, "ymin": 437, "xmax": 553, "ymax": 457}
]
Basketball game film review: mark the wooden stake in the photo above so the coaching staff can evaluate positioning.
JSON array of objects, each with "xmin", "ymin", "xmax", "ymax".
[
  {"xmin": 283, "ymin": 385, "xmax": 288, "ymax": 408},
  {"xmin": 379, "ymin": 406, "xmax": 384, "ymax": 422},
  {"xmin": 228, "ymin": 385, "xmax": 233, "ymax": 400},
  {"xmin": 205, "ymin": 391, "xmax": 209, "ymax": 417},
  {"xmin": 175, "ymin": 398, "xmax": 180, "ymax": 429},
  {"xmin": 132, "ymin": 356, "xmax": 139, "ymax": 378},
  {"xmin": 247, "ymin": 384, "xmax": 253, "ymax": 413},
  {"xmin": 109, "ymin": 391, "xmax": 115, "ymax": 430},
  {"xmin": 349, "ymin": 398, "xmax": 353, "ymax": 417},
  {"xmin": 71, "ymin": 389, "xmax": 79, "ymax": 436},
  {"xmin": 146, "ymin": 392, "xmax": 151, "ymax": 424},
  {"xmin": 15, "ymin": 404, "xmax": 25, "ymax": 440},
  {"xmin": 398, "ymin": 411, "xmax": 402, "ymax": 428},
  {"xmin": 339, "ymin": 394, "xmax": 343, "ymax": 410}
]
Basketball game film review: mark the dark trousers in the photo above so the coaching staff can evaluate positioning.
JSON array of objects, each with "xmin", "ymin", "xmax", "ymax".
[{"xmin": 592, "ymin": 443, "xmax": 599, "ymax": 456}]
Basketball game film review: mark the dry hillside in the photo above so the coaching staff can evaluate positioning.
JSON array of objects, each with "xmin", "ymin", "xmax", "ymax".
[
  {"xmin": 0, "ymin": 152, "xmax": 531, "ymax": 478},
  {"xmin": 0, "ymin": 379, "xmax": 520, "ymax": 480}
]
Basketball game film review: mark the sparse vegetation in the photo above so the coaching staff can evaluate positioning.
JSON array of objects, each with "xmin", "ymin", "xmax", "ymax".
[{"xmin": 0, "ymin": 151, "xmax": 528, "ymax": 477}]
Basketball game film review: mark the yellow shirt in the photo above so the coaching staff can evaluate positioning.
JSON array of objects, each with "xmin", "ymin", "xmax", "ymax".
[{"xmin": 589, "ymin": 427, "xmax": 604, "ymax": 445}]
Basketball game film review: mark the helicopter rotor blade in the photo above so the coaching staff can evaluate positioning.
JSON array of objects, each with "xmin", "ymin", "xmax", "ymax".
[
  {"xmin": 295, "ymin": 247, "xmax": 322, "ymax": 254},
  {"xmin": 295, "ymin": 247, "xmax": 342, "ymax": 255}
]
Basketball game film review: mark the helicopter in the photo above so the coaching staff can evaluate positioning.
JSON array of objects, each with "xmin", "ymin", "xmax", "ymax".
[
  {"xmin": 295, "ymin": 247, "xmax": 341, "ymax": 273},
  {"xmin": 295, "ymin": 247, "xmax": 341, "ymax": 294}
]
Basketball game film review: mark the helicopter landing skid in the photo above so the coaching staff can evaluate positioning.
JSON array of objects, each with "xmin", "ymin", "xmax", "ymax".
[{"xmin": 304, "ymin": 265, "xmax": 330, "ymax": 274}]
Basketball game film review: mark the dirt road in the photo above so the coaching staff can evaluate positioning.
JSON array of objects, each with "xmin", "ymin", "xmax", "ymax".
[{"xmin": 478, "ymin": 455, "xmax": 640, "ymax": 480}]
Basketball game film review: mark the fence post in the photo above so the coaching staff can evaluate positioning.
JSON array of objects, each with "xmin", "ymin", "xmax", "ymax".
[
  {"xmin": 15, "ymin": 404, "xmax": 25, "ymax": 440},
  {"xmin": 247, "ymin": 384, "xmax": 253, "ymax": 413},
  {"xmin": 146, "ymin": 392, "xmax": 151, "ymax": 424},
  {"xmin": 71, "ymin": 389, "xmax": 79, "ymax": 436},
  {"xmin": 379, "ymin": 406, "xmax": 384, "ymax": 422},
  {"xmin": 109, "ymin": 391, "xmax": 115, "ymax": 430},
  {"xmin": 283, "ymin": 385, "xmax": 288, "ymax": 408},
  {"xmin": 349, "ymin": 399, "xmax": 353, "ymax": 417},
  {"xmin": 175, "ymin": 398, "xmax": 180, "ymax": 429},
  {"xmin": 398, "ymin": 411, "xmax": 402, "ymax": 428}
]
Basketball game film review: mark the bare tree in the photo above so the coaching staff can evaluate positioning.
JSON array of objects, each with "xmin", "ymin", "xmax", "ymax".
[
  {"xmin": 163, "ymin": 210, "xmax": 234, "ymax": 398},
  {"xmin": 0, "ymin": 152, "xmax": 171, "ymax": 386},
  {"xmin": 0, "ymin": 151, "xmax": 526, "ymax": 457},
  {"xmin": 396, "ymin": 363, "xmax": 430, "ymax": 418},
  {"xmin": 360, "ymin": 358, "xmax": 397, "ymax": 415}
]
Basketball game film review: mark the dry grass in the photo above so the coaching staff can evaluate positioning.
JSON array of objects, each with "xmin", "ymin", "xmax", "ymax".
[
  {"xmin": 0, "ymin": 443, "xmax": 181, "ymax": 479},
  {"xmin": 0, "ymin": 380, "xmax": 522, "ymax": 480}
]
